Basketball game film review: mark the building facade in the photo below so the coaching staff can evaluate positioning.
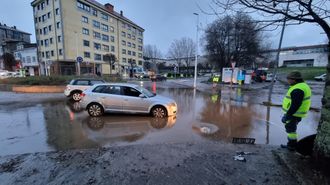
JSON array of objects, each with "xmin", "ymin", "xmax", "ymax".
[
  {"xmin": 14, "ymin": 43, "xmax": 39, "ymax": 76},
  {"xmin": 31, "ymin": 0, "xmax": 144, "ymax": 76},
  {"xmin": 263, "ymin": 44, "xmax": 329, "ymax": 67},
  {"xmin": 0, "ymin": 24, "xmax": 32, "ymax": 70}
]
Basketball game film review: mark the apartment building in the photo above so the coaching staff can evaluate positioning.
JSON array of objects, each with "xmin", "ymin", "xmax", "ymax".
[{"xmin": 31, "ymin": 0, "xmax": 144, "ymax": 76}]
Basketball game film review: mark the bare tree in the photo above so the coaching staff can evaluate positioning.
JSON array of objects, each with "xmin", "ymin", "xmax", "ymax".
[
  {"xmin": 143, "ymin": 45, "xmax": 162, "ymax": 72},
  {"xmin": 205, "ymin": 13, "xmax": 263, "ymax": 71},
  {"xmin": 2, "ymin": 53, "xmax": 16, "ymax": 71},
  {"xmin": 103, "ymin": 53, "xmax": 116, "ymax": 75},
  {"xmin": 206, "ymin": 0, "xmax": 330, "ymax": 160},
  {"xmin": 168, "ymin": 37, "xmax": 196, "ymax": 73}
]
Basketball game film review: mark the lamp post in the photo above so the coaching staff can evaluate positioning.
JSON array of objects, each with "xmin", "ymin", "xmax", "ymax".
[{"xmin": 193, "ymin": 13, "xmax": 199, "ymax": 89}]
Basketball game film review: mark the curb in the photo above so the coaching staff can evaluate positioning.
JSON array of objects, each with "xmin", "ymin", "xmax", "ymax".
[{"xmin": 0, "ymin": 84, "xmax": 66, "ymax": 93}]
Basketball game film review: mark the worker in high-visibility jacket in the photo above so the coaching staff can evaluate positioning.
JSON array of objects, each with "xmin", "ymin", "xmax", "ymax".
[
  {"xmin": 212, "ymin": 75, "xmax": 220, "ymax": 88},
  {"xmin": 281, "ymin": 71, "xmax": 311, "ymax": 151}
]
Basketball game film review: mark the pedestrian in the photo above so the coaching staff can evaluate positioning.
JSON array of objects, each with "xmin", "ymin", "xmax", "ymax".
[
  {"xmin": 212, "ymin": 75, "xmax": 220, "ymax": 88},
  {"xmin": 281, "ymin": 71, "xmax": 311, "ymax": 151}
]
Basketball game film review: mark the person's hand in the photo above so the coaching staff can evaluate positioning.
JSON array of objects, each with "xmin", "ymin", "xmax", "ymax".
[{"xmin": 281, "ymin": 115, "xmax": 289, "ymax": 124}]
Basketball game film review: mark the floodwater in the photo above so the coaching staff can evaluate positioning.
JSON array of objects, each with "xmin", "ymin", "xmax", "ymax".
[{"xmin": 0, "ymin": 81, "xmax": 321, "ymax": 156}]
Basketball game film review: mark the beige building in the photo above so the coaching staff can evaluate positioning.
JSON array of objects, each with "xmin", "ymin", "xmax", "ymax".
[{"xmin": 31, "ymin": 0, "xmax": 144, "ymax": 76}]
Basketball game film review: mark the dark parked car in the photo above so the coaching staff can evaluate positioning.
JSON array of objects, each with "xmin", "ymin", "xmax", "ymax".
[{"xmin": 150, "ymin": 74, "xmax": 167, "ymax": 82}]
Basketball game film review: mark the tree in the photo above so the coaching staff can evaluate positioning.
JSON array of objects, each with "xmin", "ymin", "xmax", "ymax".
[
  {"xmin": 207, "ymin": 0, "xmax": 330, "ymax": 160},
  {"xmin": 143, "ymin": 45, "xmax": 162, "ymax": 72},
  {"xmin": 2, "ymin": 53, "xmax": 16, "ymax": 71},
  {"xmin": 168, "ymin": 37, "xmax": 196, "ymax": 73},
  {"xmin": 103, "ymin": 53, "xmax": 116, "ymax": 75},
  {"xmin": 205, "ymin": 12, "xmax": 263, "ymax": 72}
]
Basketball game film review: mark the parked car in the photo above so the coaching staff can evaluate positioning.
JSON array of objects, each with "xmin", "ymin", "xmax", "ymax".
[
  {"xmin": 64, "ymin": 79, "xmax": 105, "ymax": 101},
  {"xmin": 314, "ymin": 74, "xmax": 326, "ymax": 81},
  {"xmin": 150, "ymin": 74, "xmax": 167, "ymax": 82},
  {"xmin": 80, "ymin": 83, "xmax": 177, "ymax": 118},
  {"xmin": 265, "ymin": 73, "xmax": 276, "ymax": 82}
]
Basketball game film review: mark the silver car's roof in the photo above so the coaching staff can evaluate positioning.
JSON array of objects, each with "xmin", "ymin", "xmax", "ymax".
[{"xmin": 92, "ymin": 83, "xmax": 139, "ymax": 88}]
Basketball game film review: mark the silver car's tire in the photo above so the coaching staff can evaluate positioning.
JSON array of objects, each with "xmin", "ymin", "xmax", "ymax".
[
  {"xmin": 87, "ymin": 103, "xmax": 104, "ymax": 117},
  {"xmin": 72, "ymin": 92, "xmax": 82, "ymax": 102},
  {"xmin": 151, "ymin": 106, "xmax": 167, "ymax": 118}
]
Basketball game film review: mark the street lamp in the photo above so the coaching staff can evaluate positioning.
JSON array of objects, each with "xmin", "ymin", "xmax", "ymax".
[{"xmin": 193, "ymin": 13, "xmax": 199, "ymax": 89}]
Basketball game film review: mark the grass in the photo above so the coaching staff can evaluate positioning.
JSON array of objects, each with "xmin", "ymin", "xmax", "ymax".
[
  {"xmin": 0, "ymin": 75, "xmax": 124, "ymax": 85},
  {"xmin": 276, "ymin": 67, "xmax": 326, "ymax": 80}
]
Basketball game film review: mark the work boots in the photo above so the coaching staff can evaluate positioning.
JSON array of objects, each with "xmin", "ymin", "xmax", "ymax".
[{"xmin": 281, "ymin": 140, "xmax": 297, "ymax": 151}]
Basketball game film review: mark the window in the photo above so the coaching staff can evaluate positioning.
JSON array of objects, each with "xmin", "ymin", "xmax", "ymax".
[
  {"xmin": 138, "ymin": 53, "xmax": 143, "ymax": 58},
  {"xmin": 92, "ymin": 8, "xmax": 97, "ymax": 16},
  {"xmin": 51, "ymin": 50, "xmax": 54, "ymax": 57},
  {"xmin": 122, "ymin": 40, "xmax": 126, "ymax": 46},
  {"xmin": 102, "ymin": 34, "xmax": 109, "ymax": 41},
  {"xmin": 47, "ymin": 12, "xmax": 51, "ymax": 19},
  {"xmin": 122, "ymin": 58, "xmax": 126, "ymax": 63},
  {"xmin": 42, "ymin": 15, "xmax": 46, "ymax": 22},
  {"xmin": 50, "ymin": 38, "xmax": 53, "ymax": 44},
  {"xmin": 94, "ymin": 54, "xmax": 101, "ymax": 60},
  {"xmin": 59, "ymin": 49, "xmax": 63, "ymax": 55},
  {"xmin": 45, "ymin": 39, "xmax": 49, "ymax": 47},
  {"xmin": 39, "ymin": 29, "xmax": 42, "ymax": 35},
  {"xmin": 38, "ymin": 17, "xmax": 41, "ymax": 22},
  {"xmin": 82, "ymin": 28, "xmax": 89, "ymax": 35},
  {"xmin": 75, "ymin": 80, "xmax": 89, "ymax": 85},
  {"xmin": 84, "ymin": 52, "xmax": 90, "ymax": 58},
  {"xmin": 132, "ymin": 51, "xmax": 136, "ymax": 56},
  {"xmin": 122, "ymin": 87, "xmax": 141, "ymax": 97},
  {"xmin": 127, "ymin": 50, "xmax": 131, "ymax": 55},
  {"xmin": 82, "ymin": 16, "xmax": 88, "ymax": 23},
  {"xmin": 132, "ymin": 43, "xmax": 136, "ymax": 48},
  {"xmin": 83, "ymin": 40, "xmax": 90, "ymax": 47},
  {"xmin": 77, "ymin": 1, "xmax": 90, "ymax": 12},
  {"xmin": 101, "ymin": 24, "xmax": 108, "ymax": 32},
  {"xmin": 121, "ymin": 31, "xmax": 126, "ymax": 37},
  {"xmin": 37, "ymin": 4, "xmax": 40, "ymax": 10},
  {"xmin": 132, "ymin": 35, "xmax": 136, "ymax": 40},
  {"xmin": 110, "ymin": 36, "xmax": 115, "ymax": 42},
  {"xmin": 138, "ymin": 60, "xmax": 143, "ymax": 65},
  {"xmin": 127, "ymin": 34, "xmax": 131, "ymax": 39},
  {"xmin": 48, "ymin": 25, "xmax": 52, "ymax": 32},
  {"xmin": 57, "ymin": 35, "xmax": 62, "ymax": 42},
  {"xmin": 122, "ymin": 49, "xmax": 126, "ymax": 54},
  {"xmin": 127, "ymin": 42, "xmax": 131, "ymax": 47},
  {"xmin": 41, "ymin": 2, "xmax": 45, "ymax": 9},
  {"xmin": 56, "ymin": 8, "xmax": 59, "ymax": 15},
  {"xmin": 46, "ymin": 0, "xmax": 49, "ymax": 5},
  {"xmin": 122, "ymin": 23, "xmax": 126, "ymax": 28},
  {"xmin": 46, "ymin": 51, "xmax": 50, "ymax": 59},
  {"xmin": 43, "ymin": 27, "xmax": 48, "ymax": 34},
  {"xmin": 93, "ymin": 20, "xmax": 100, "ymax": 29},
  {"xmin": 56, "ymin": 22, "xmax": 60, "ymax": 29},
  {"xmin": 101, "ymin": 13, "xmax": 108, "ymax": 21},
  {"xmin": 94, "ymin": 43, "xmax": 101, "ymax": 50},
  {"xmin": 42, "ymin": 52, "xmax": 45, "ymax": 58},
  {"xmin": 40, "ymin": 40, "xmax": 44, "ymax": 46},
  {"xmin": 138, "ymin": 46, "xmax": 142, "ymax": 51},
  {"xmin": 138, "ymin": 38, "xmax": 143, "ymax": 44},
  {"xmin": 111, "ymin": 46, "xmax": 115, "ymax": 52},
  {"xmin": 93, "ymin": 31, "xmax": 101, "ymax": 39},
  {"xmin": 103, "ymin": 44, "xmax": 109, "ymax": 52}
]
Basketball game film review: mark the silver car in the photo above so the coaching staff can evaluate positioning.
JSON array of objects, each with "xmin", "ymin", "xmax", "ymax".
[{"xmin": 80, "ymin": 83, "xmax": 177, "ymax": 118}]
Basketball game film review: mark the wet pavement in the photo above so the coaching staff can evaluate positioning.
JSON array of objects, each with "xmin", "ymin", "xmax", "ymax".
[{"xmin": 0, "ymin": 80, "xmax": 323, "ymax": 156}]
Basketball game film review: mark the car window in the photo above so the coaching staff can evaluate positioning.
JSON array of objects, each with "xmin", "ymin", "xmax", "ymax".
[
  {"xmin": 136, "ymin": 86, "xmax": 155, "ymax": 97},
  {"xmin": 122, "ymin": 86, "xmax": 141, "ymax": 97},
  {"xmin": 108, "ymin": 86, "xmax": 121, "ymax": 95},
  {"xmin": 92, "ymin": 85, "xmax": 107, "ymax": 93},
  {"xmin": 74, "ymin": 80, "xmax": 89, "ymax": 85},
  {"xmin": 90, "ymin": 80, "xmax": 104, "ymax": 85}
]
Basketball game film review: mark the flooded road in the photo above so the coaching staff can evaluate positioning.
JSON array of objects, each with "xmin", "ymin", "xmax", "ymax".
[{"xmin": 0, "ymin": 81, "xmax": 322, "ymax": 156}]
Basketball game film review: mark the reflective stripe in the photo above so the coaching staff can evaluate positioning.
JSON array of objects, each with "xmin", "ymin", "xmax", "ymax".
[
  {"xmin": 287, "ymin": 133, "xmax": 297, "ymax": 140},
  {"xmin": 285, "ymin": 96, "xmax": 310, "ymax": 101}
]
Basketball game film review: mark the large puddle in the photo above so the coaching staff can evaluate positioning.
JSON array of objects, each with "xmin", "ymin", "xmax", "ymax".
[{"xmin": 0, "ymin": 82, "xmax": 321, "ymax": 156}]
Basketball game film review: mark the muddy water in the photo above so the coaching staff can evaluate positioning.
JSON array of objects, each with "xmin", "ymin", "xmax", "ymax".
[{"xmin": 0, "ymin": 84, "xmax": 320, "ymax": 156}]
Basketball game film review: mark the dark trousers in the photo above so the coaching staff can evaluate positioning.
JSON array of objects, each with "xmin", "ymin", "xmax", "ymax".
[{"xmin": 284, "ymin": 116, "xmax": 301, "ymax": 147}]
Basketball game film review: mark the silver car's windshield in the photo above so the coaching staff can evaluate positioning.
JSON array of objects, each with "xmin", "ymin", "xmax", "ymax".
[{"xmin": 136, "ymin": 86, "xmax": 155, "ymax": 97}]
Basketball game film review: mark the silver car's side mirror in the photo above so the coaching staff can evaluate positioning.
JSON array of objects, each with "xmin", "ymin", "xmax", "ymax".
[{"xmin": 139, "ymin": 94, "xmax": 146, "ymax": 98}]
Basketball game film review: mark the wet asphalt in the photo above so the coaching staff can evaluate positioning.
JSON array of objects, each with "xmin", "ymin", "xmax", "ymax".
[{"xmin": 0, "ymin": 79, "xmax": 323, "ymax": 156}]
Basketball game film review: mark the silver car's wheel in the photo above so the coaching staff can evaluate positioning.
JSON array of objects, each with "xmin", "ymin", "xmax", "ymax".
[
  {"xmin": 87, "ymin": 103, "xmax": 104, "ymax": 117},
  {"xmin": 151, "ymin": 106, "xmax": 167, "ymax": 118},
  {"xmin": 72, "ymin": 92, "xmax": 81, "ymax": 102}
]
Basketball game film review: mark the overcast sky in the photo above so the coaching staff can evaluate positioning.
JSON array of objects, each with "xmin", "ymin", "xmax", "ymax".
[{"xmin": 0, "ymin": 0, "xmax": 328, "ymax": 56}]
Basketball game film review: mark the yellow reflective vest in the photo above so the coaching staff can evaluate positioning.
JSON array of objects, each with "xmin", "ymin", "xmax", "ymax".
[{"xmin": 282, "ymin": 82, "xmax": 311, "ymax": 118}]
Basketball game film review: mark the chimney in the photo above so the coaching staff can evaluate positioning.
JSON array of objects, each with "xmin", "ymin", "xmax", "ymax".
[
  {"xmin": 104, "ymin": 3, "xmax": 114, "ymax": 13},
  {"xmin": 120, "ymin": 10, "xmax": 123, "ymax": 16}
]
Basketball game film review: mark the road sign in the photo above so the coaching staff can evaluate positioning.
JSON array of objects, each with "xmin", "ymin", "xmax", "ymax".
[{"xmin": 76, "ymin": 56, "xmax": 83, "ymax": 63}]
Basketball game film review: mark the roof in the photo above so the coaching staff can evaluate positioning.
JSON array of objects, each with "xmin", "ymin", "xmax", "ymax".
[
  {"xmin": 86, "ymin": 0, "xmax": 144, "ymax": 31},
  {"xmin": 262, "ymin": 44, "xmax": 328, "ymax": 53},
  {"xmin": 0, "ymin": 24, "xmax": 31, "ymax": 35}
]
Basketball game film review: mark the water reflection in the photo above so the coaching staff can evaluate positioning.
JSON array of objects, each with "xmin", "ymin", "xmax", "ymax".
[{"xmin": 81, "ymin": 116, "xmax": 176, "ymax": 145}]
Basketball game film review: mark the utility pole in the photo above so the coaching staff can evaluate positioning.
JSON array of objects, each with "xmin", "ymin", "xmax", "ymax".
[{"xmin": 193, "ymin": 13, "xmax": 199, "ymax": 88}]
